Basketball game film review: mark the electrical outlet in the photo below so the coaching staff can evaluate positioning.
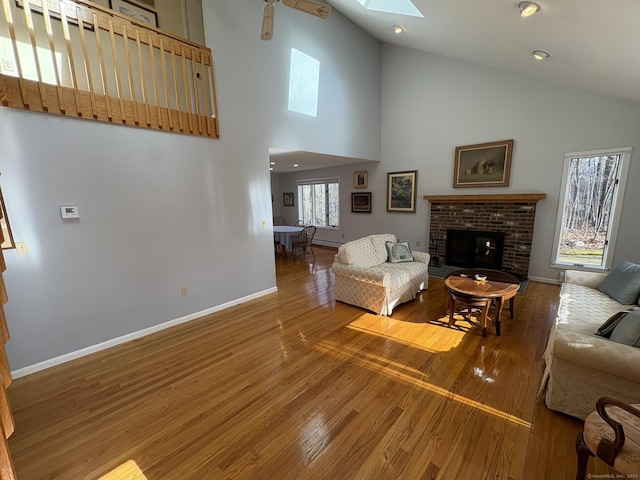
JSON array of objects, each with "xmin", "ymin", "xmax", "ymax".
[
  {"xmin": 180, "ymin": 286, "xmax": 188, "ymax": 296},
  {"xmin": 416, "ymin": 241, "xmax": 420, "ymax": 247},
  {"xmin": 16, "ymin": 242, "xmax": 29, "ymax": 256}
]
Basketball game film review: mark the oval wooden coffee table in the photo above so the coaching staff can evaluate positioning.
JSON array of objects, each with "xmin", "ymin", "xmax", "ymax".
[{"xmin": 444, "ymin": 268, "xmax": 520, "ymax": 336}]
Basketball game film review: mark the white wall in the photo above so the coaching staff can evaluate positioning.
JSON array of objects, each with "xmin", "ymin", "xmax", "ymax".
[
  {"xmin": 277, "ymin": 45, "xmax": 640, "ymax": 282},
  {"xmin": 381, "ymin": 45, "xmax": 640, "ymax": 282},
  {"xmin": 0, "ymin": 0, "xmax": 381, "ymax": 372}
]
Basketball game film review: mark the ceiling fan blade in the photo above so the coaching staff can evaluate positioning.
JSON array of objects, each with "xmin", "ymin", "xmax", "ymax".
[
  {"xmin": 260, "ymin": 3, "xmax": 275, "ymax": 41},
  {"xmin": 281, "ymin": 0, "xmax": 331, "ymax": 19}
]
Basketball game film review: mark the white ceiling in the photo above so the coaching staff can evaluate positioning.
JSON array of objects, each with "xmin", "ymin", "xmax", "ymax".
[
  {"xmin": 327, "ymin": 0, "xmax": 640, "ymax": 104},
  {"xmin": 270, "ymin": 0, "xmax": 640, "ymax": 173},
  {"xmin": 269, "ymin": 147, "xmax": 377, "ymax": 173}
]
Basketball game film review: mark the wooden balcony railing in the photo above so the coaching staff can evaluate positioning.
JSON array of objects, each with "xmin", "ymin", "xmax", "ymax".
[{"xmin": 0, "ymin": 0, "xmax": 219, "ymax": 138}]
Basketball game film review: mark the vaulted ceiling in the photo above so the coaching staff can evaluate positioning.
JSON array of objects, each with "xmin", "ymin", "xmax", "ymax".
[
  {"xmin": 270, "ymin": 0, "xmax": 640, "ymax": 173},
  {"xmin": 327, "ymin": 0, "xmax": 640, "ymax": 104}
]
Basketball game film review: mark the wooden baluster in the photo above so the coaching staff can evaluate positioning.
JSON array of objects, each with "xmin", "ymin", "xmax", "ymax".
[
  {"xmin": 0, "ymin": 239, "xmax": 14, "ymax": 480},
  {"xmin": 190, "ymin": 47, "xmax": 201, "ymax": 133},
  {"xmin": 0, "ymin": 379, "xmax": 13, "ymax": 438},
  {"xmin": 181, "ymin": 45, "xmax": 193, "ymax": 133},
  {"xmin": 122, "ymin": 25, "xmax": 139, "ymax": 125},
  {"xmin": 0, "ymin": 310, "xmax": 9, "ymax": 346},
  {"xmin": 135, "ymin": 29, "xmax": 150, "ymax": 126},
  {"xmin": 1, "ymin": 0, "xmax": 28, "ymax": 107},
  {"xmin": 0, "ymin": 418, "xmax": 16, "ymax": 480},
  {"xmin": 0, "ymin": 347, "xmax": 11, "ymax": 389},
  {"xmin": 147, "ymin": 35, "xmax": 161, "ymax": 128},
  {"xmin": 208, "ymin": 56, "xmax": 219, "ymax": 136},
  {"xmin": 170, "ymin": 43, "xmax": 183, "ymax": 132},
  {"xmin": 22, "ymin": 0, "xmax": 48, "ymax": 110},
  {"xmin": 59, "ymin": 2, "xmax": 82, "ymax": 116},
  {"xmin": 108, "ymin": 18, "xmax": 126, "ymax": 123},
  {"xmin": 93, "ymin": 12, "xmax": 112, "ymax": 120},
  {"xmin": 76, "ymin": 3, "xmax": 98, "ymax": 117},
  {"xmin": 159, "ymin": 38, "xmax": 173, "ymax": 130},
  {"xmin": 40, "ymin": 0, "xmax": 65, "ymax": 113},
  {"xmin": 202, "ymin": 51, "xmax": 212, "ymax": 136}
]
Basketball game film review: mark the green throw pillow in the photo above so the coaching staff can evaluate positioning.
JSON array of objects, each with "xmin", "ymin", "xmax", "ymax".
[
  {"xmin": 597, "ymin": 261, "xmax": 640, "ymax": 305},
  {"xmin": 609, "ymin": 310, "xmax": 640, "ymax": 347},
  {"xmin": 386, "ymin": 241, "xmax": 414, "ymax": 263}
]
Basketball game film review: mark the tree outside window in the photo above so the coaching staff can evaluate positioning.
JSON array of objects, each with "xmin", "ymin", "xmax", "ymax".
[
  {"xmin": 298, "ymin": 178, "xmax": 339, "ymax": 228},
  {"xmin": 552, "ymin": 147, "xmax": 631, "ymax": 270}
]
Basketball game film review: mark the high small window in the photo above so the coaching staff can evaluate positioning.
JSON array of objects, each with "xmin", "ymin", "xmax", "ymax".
[
  {"xmin": 297, "ymin": 177, "xmax": 339, "ymax": 228},
  {"xmin": 288, "ymin": 49, "xmax": 319, "ymax": 117},
  {"xmin": 551, "ymin": 147, "xmax": 631, "ymax": 270}
]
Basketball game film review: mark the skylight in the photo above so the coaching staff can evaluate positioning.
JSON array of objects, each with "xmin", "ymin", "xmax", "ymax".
[{"xmin": 356, "ymin": 0, "xmax": 424, "ymax": 17}]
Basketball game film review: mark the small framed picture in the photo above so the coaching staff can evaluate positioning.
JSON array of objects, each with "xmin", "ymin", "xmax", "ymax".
[
  {"xmin": 387, "ymin": 170, "xmax": 417, "ymax": 213},
  {"xmin": 354, "ymin": 171, "xmax": 368, "ymax": 189},
  {"xmin": 453, "ymin": 139, "xmax": 514, "ymax": 188},
  {"xmin": 109, "ymin": 0, "xmax": 158, "ymax": 27},
  {"xmin": 351, "ymin": 192, "xmax": 371, "ymax": 213},
  {"xmin": 283, "ymin": 192, "xmax": 294, "ymax": 207}
]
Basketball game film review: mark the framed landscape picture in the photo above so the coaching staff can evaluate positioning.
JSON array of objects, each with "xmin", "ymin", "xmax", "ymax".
[
  {"xmin": 387, "ymin": 171, "xmax": 417, "ymax": 213},
  {"xmin": 453, "ymin": 139, "xmax": 513, "ymax": 188},
  {"xmin": 351, "ymin": 192, "xmax": 371, "ymax": 213}
]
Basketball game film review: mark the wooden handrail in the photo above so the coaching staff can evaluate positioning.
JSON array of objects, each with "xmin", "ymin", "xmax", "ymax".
[{"xmin": 0, "ymin": 0, "xmax": 219, "ymax": 138}]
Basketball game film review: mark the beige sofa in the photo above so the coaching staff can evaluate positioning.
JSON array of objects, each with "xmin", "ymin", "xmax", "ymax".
[
  {"xmin": 331, "ymin": 234, "xmax": 430, "ymax": 315},
  {"xmin": 539, "ymin": 269, "xmax": 640, "ymax": 420}
]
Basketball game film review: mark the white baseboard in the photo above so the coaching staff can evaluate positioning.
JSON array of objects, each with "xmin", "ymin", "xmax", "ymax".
[
  {"xmin": 11, "ymin": 287, "xmax": 278, "ymax": 379},
  {"xmin": 313, "ymin": 239, "xmax": 342, "ymax": 248},
  {"xmin": 528, "ymin": 275, "xmax": 560, "ymax": 285}
]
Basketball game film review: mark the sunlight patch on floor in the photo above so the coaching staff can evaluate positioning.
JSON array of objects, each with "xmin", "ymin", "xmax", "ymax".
[
  {"xmin": 315, "ymin": 340, "xmax": 532, "ymax": 428},
  {"xmin": 98, "ymin": 460, "xmax": 148, "ymax": 480},
  {"xmin": 347, "ymin": 315, "xmax": 465, "ymax": 353}
]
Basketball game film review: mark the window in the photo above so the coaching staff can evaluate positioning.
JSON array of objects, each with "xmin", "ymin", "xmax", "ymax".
[
  {"xmin": 356, "ymin": 0, "xmax": 424, "ymax": 17},
  {"xmin": 298, "ymin": 177, "xmax": 339, "ymax": 228},
  {"xmin": 288, "ymin": 49, "xmax": 319, "ymax": 117},
  {"xmin": 551, "ymin": 147, "xmax": 631, "ymax": 270}
]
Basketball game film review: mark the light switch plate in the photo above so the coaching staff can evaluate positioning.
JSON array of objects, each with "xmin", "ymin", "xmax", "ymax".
[{"xmin": 60, "ymin": 205, "xmax": 79, "ymax": 219}]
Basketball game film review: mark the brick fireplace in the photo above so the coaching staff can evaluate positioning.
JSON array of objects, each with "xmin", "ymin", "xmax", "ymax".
[{"xmin": 424, "ymin": 194, "xmax": 546, "ymax": 279}]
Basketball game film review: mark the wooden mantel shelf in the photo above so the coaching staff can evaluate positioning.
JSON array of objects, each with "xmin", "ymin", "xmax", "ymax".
[{"xmin": 423, "ymin": 193, "xmax": 546, "ymax": 203}]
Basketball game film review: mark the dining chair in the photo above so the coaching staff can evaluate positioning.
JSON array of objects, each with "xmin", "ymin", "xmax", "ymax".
[
  {"xmin": 575, "ymin": 397, "xmax": 640, "ymax": 480},
  {"xmin": 273, "ymin": 216, "xmax": 286, "ymax": 226},
  {"xmin": 291, "ymin": 225, "xmax": 316, "ymax": 262},
  {"xmin": 294, "ymin": 219, "xmax": 305, "ymax": 226}
]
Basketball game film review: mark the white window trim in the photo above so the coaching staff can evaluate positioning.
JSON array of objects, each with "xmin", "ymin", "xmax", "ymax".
[
  {"xmin": 297, "ymin": 176, "xmax": 340, "ymax": 229},
  {"xmin": 550, "ymin": 146, "xmax": 631, "ymax": 272}
]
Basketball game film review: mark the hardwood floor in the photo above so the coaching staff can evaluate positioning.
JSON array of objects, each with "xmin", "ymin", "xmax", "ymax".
[{"xmin": 7, "ymin": 247, "xmax": 617, "ymax": 479}]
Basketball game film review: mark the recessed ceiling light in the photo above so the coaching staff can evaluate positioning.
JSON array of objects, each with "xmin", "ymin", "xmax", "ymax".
[
  {"xmin": 394, "ymin": 25, "xmax": 405, "ymax": 34},
  {"xmin": 518, "ymin": 1, "xmax": 541, "ymax": 17},
  {"xmin": 532, "ymin": 50, "xmax": 549, "ymax": 60},
  {"xmin": 293, "ymin": 164, "xmax": 299, "ymax": 167},
  {"xmin": 270, "ymin": 161, "xmax": 275, "ymax": 165}
]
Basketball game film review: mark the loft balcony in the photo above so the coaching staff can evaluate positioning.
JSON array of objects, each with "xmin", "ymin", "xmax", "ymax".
[{"xmin": 0, "ymin": 0, "xmax": 219, "ymax": 138}]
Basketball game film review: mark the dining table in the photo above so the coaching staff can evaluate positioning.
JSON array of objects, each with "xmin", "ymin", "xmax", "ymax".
[{"xmin": 273, "ymin": 225, "xmax": 304, "ymax": 256}]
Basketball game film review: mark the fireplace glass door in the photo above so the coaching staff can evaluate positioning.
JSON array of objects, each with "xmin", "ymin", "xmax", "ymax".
[{"xmin": 446, "ymin": 229, "xmax": 505, "ymax": 269}]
